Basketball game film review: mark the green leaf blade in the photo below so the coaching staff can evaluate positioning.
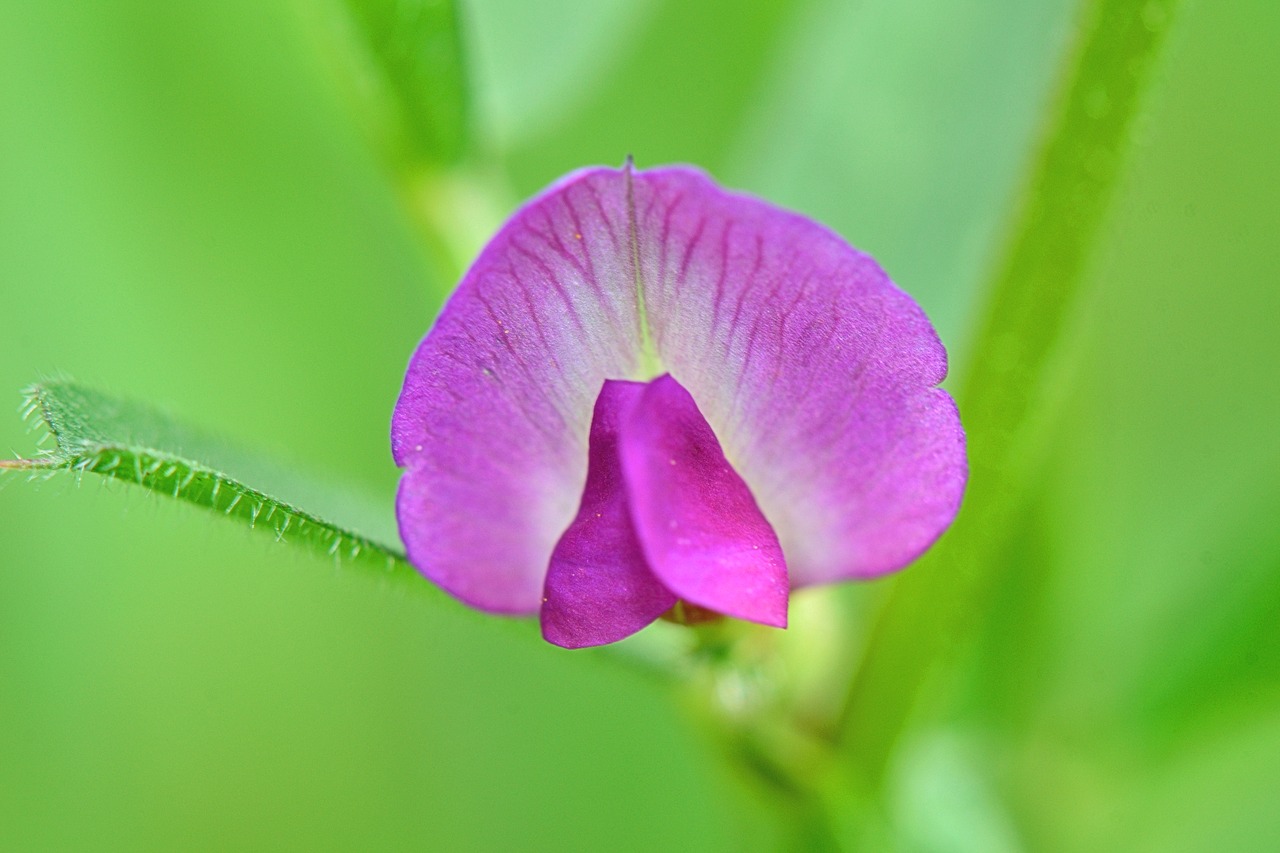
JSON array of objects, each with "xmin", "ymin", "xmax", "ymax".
[{"xmin": 6, "ymin": 379, "xmax": 413, "ymax": 578}]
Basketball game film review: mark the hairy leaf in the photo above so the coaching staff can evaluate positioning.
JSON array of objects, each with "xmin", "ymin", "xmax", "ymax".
[
  {"xmin": 3, "ymin": 379, "xmax": 412, "ymax": 577},
  {"xmin": 1, "ymin": 378, "xmax": 692, "ymax": 672}
]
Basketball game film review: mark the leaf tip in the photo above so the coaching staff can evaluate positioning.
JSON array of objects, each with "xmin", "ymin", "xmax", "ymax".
[{"xmin": 0, "ymin": 456, "xmax": 59, "ymax": 472}]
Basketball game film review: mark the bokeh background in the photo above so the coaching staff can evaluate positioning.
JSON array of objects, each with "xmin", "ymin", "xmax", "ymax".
[{"xmin": 1, "ymin": 0, "xmax": 1277, "ymax": 850}]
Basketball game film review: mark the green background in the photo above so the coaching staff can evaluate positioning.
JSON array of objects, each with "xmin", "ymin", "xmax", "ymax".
[{"xmin": 1, "ymin": 0, "xmax": 1276, "ymax": 849}]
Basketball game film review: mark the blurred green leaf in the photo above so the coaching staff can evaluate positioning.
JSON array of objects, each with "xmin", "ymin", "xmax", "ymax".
[
  {"xmin": 499, "ymin": 0, "xmax": 806, "ymax": 193},
  {"xmin": 1125, "ymin": 705, "xmax": 1280, "ymax": 853},
  {"xmin": 728, "ymin": 0, "xmax": 1077, "ymax": 352},
  {"xmin": 310, "ymin": 0, "xmax": 469, "ymax": 167},
  {"xmin": 4, "ymin": 379, "xmax": 413, "ymax": 578},
  {"xmin": 466, "ymin": 0, "xmax": 655, "ymax": 146},
  {"xmin": 839, "ymin": 0, "xmax": 1182, "ymax": 782}
]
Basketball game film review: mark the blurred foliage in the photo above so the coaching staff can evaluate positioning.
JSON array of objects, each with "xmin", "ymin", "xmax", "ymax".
[
  {"xmin": 316, "ymin": 0, "xmax": 469, "ymax": 167},
  {"xmin": 841, "ymin": 0, "xmax": 1181, "ymax": 785},
  {"xmin": 1, "ymin": 1, "xmax": 1277, "ymax": 851}
]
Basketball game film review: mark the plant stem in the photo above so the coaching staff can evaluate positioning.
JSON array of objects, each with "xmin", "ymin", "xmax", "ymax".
[{"xmin": 836, "ymin": 0, "xmax": 1183, "ymax": 787}]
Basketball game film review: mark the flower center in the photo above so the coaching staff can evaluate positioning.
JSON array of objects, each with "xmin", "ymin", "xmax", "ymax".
[{"xmin": 540, "ymin": 374, "xmax": 788, "ymax": 648}]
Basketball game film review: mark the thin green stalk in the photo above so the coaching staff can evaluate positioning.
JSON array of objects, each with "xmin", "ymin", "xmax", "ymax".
[{"xmin": 837, "ymin": 0, "xmax": 1182, "ymax": 784}]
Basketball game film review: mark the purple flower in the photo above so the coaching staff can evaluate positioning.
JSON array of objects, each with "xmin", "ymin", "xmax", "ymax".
[{"xmin": 392, "ymin": 164, "xmax": 966, "ymax": 648}]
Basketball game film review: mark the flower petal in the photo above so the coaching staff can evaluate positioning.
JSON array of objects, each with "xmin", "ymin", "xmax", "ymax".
[
  {"xmin": 630, "ymin": 168, "xmax": 967, "ymax": 586},
  {"xmin": 394, "ymin": 164, "xmax": 965, "ymax": 617},
  {"xmin": 541, "ymin": 381, "xmax": 677, "ymax": 648},
  {"xmin": 392, "ymin": 168, "xmax": 644, "ymax": 613},
  {"xmin": 620, "ymin": 375, "xmax": 788, "ymax": 627}
]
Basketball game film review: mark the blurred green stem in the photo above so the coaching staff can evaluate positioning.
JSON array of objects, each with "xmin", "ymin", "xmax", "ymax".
[
  {"xmin": 836, "ymin": 0, "xmax": 1182, "ymax": 788},
  {"xmin": 681, "ymin": 628, "xmax": 847, "ymax": 850},
  {"xmin": 403, "ymin": 165, "xmax": 513, "ymax": 286}
]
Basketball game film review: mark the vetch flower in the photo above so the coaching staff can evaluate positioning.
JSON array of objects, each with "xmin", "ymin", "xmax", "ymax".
[{"xmin": 392, "ymin": 163, "xmax": 966, "ymax": 648}]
